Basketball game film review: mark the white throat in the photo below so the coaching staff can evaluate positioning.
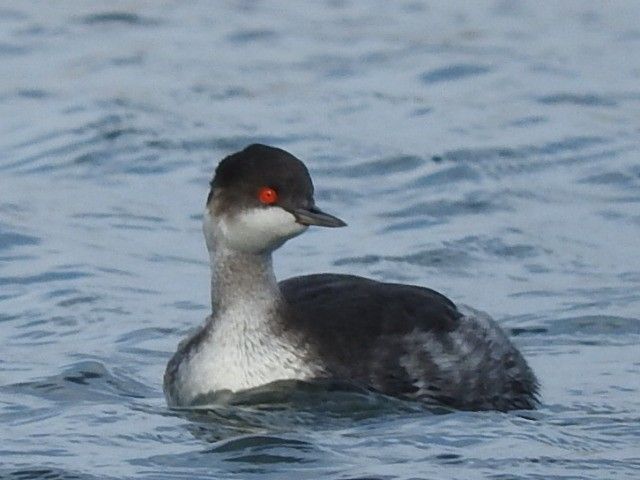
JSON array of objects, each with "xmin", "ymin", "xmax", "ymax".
[{"xmin": 204, "ymin": 205, "xmax": 307, "ymax": 255}]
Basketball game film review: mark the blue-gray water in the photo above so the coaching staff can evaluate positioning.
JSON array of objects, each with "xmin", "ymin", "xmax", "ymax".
[{"xmin": 1, "ymin": 1, "xmax": 639, "ymax": 479}]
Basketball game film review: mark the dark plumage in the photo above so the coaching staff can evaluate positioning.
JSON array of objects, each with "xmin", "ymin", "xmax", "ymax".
[{"xmin": 280, "ymin": 274, "xmax": 538, "ymax": 411}]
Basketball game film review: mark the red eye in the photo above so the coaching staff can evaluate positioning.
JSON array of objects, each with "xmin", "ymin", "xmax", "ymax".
[{"xmin": 258, "ymin": 186, "xmax": 278, "ymax": 205}]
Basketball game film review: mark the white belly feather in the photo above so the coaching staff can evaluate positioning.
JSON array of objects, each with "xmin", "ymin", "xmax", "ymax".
[{"xmin": 173, "ymin": 302, "xmax": 319, "ymax": 404}]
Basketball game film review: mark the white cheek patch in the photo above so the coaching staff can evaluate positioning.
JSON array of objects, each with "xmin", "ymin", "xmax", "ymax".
[{"xmin": 219, "ymin": 207, "xmax": 307, "ymax": 252}]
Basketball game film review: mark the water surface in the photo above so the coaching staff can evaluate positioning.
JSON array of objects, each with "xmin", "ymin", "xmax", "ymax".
[{"xmin": 1, "ymin": 1, "xmax": 639, "ymax": 479}]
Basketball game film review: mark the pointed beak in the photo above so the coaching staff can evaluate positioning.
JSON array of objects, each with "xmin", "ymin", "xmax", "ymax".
[{"xmin": 293, "ymin": 205, "xmax": 347, "ymax": 228}]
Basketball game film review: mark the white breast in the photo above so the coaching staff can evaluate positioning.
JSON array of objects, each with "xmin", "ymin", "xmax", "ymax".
[{"xmin": 173, "ymin": 300, "xmax": 321, "ymax": 404}]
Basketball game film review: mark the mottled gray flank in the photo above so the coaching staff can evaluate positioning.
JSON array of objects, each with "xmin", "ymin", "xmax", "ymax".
[
  {"xmin": 163, "ymin": 318, "xmax": 209, "ymax": 406},
  {"xmin": 401, "ymin": 305, "xmax": 538, "ymax": 410}
]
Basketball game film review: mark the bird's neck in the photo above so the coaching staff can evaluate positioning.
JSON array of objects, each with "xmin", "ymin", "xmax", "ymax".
[{"xmin": 209, "ymin": 243, "xmax": 281, "ymax": 316}]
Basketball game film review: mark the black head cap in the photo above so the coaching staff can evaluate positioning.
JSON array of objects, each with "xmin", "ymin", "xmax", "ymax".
[
  {"xmin": 208, "ymin": 144, "xmax": 346, "ymax": 228},
  {"xmin": 209, "ymin": 144, "xmax": 314, "ymax": 213}
]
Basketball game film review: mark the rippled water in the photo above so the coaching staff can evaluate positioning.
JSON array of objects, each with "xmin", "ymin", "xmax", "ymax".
[{"xmin": 2, "ymin": 1, "xmax": 640, "ymax": 479}]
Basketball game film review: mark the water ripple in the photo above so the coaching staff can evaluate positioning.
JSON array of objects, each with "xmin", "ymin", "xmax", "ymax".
[
  {"xmin": 537, "ymin": 93, "xmax": 618, "ymax": 107},
  {"xmin": 80, "ymin": 12, "xmax": 160, "ymax": 26},
  {"xmin": 3, "ymin": 361, "xmax": 154, "ymax": 406},
  {"xmin": 420, "ymin": 64, "xmax": 492, "ymax": 83}
]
